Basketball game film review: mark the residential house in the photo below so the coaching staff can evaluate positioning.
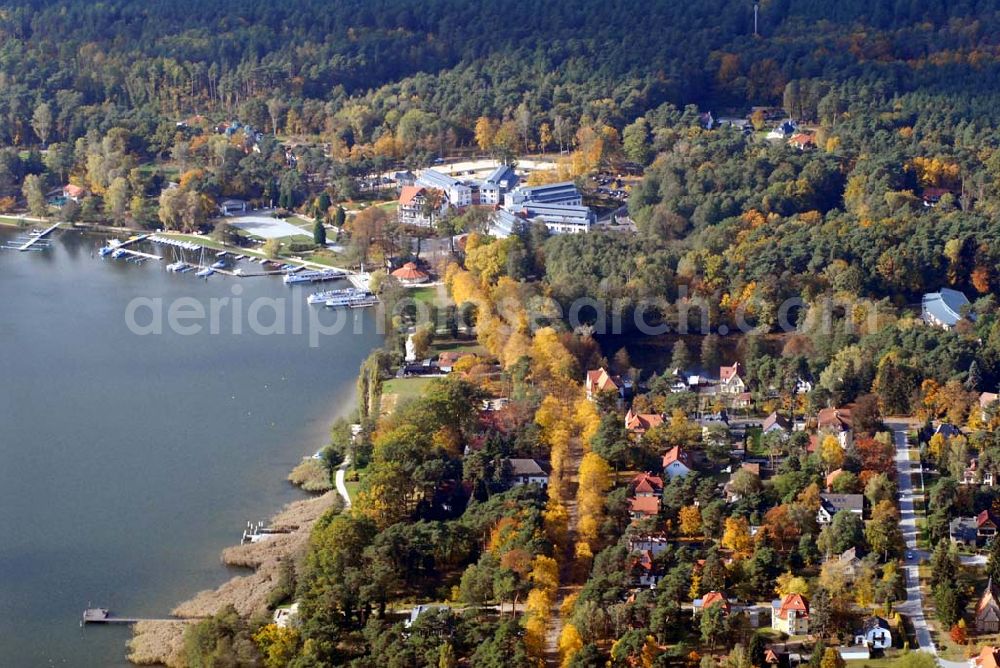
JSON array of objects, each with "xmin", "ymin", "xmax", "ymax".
[
  {"xmin": 662, "ymin": 446, "xmax": 695, "ymax": 479},
  {"xmin": 854, "ymin": 617, "xmax": 892, "ymax": 650},
  {"xmin": 627, "ymin": 534, "xmax": 669, "ymax": 556},
  {"xmin": 982, "ymin": 392, "xmax": 999, "ymax": 421},
  {"xmin": 974, "ymin": 646, "xmax": 1000, "ymax": 668},
  {"xmin": 731, "ymin": 391, "xmax": 753, "ymax": 410},
  {"xmin": 817, "ymin": 493, "xmax": 864, "ymax": 525},
  {"xmin": 694, "ymin": 591, "xmax": 731, "ymax": 615},
  {"xmin": 818, "ymin": 407, "xmax": 853, "ymax": 448},
  {"xmin": 980, "ymin": 510, "xmax": 1000, "ymax": 543},
  {"xmin": 625, "ymin": 410, "xmax": 665, "ymax": 438},
  {"xmin": 825, "ymin": 469, "xmax": 847, "ymax": 491},
  {"xmin": 922, "ymin": 287, "xmax": 972, "ymax": 330},
  {"xmin": 795, "ymin": 378, "xmax": 814, "ymax": 395},
  {"xmin": 771, "ymin": 593, "xmax": 810, "ymax": 635},
  {"xmin": 436, "ymin": 351, "xmax": 470, "ymax": 373},
  {"xmin": 934, "ymin": 423, "xmax": 962, "ymax": 440},
  {"xmin": 629, "ymin": 472, "xmax": 664, "ymax": 498},
  {"xmin": 391, "ymin": 262, "xmax": 431, "ymax": 285},
  {"xmin": 586, "ymin": 368, "xmax": 623, "ymax": 401},
  {"xmin": 977, "ymin": 578, "xmax": 1000, "ymax": 634},
  {"xmin": 628, "ymin": 495, "xmax": 661, "ymax": 521},
  {"xmin": 837, "ymin": 547, "xmax": 863, "ymax": 581},
  {"xmin": 719, "ymin": 362, "xmax": 746, "ymax": 395},
  {"xmin": 629, "ymin": 549, "xmax": 664, "ymax": 588},
  {"xmin": 788, "ymin": 133, "xmax": 816, "ymax": 150},
  {"xmin": 505, "ymin": 459, "xmax": 550, "ymax": 487},
  {"xmin": 63, "ymin": 184, "xmax": 86, "ymax": 202},
  {"xmin": 762, "ymin": 412, "xmax": 791, "ymax": 435},
  {"xmin": 950, "ymin": 516, "xmax": 979, "ymax": 547},
  {"xmin": 397, "ymin": 186, "xmax": 448, "ymax": 227},
  {"xmin": 963, "ymin": 458, "xmax": 995, "ymax": 487},
  {"xmin": 416, "ymin": 169, "xmax": 472, "ymax": 207},
  {"xmin": 766, "ymin": 120, "xmax": 798, "ymax": 140}
]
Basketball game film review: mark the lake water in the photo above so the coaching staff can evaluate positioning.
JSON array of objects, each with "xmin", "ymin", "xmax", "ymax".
[{"xmin": 0, "ymin": 228, "xmax": 381, "ymax": 666}]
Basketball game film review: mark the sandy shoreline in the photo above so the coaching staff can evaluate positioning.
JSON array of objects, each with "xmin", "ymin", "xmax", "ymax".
[{"xmin": 128, "ymin": 386, "xmax": 360, "ymax": 666}]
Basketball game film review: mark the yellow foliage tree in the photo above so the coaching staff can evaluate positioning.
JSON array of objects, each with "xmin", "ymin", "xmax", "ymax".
[
  {"xmin": 559, "ymin": 624, "xmax": 583, "ymax": 668},
  {"xmin": 820, "ymin": 435, "xmax": 845, "ymax": 472},
  {"xmin": 679, "ymin": 505, "xmax": 702, "ymax": 537},
  {"xmin": 721, "ymin": 517, "xmax": 753, "ymax": 557}
]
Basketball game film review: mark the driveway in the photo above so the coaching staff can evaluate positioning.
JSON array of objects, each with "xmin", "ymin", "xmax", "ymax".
[{"xmin": 888, "ymin": 422, "xmax": 938, "ymax": 655}]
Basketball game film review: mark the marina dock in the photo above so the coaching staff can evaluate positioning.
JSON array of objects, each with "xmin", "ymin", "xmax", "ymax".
[{"xmin": 15, "ymin": 222, "xmax": 61, "ymax": 251}]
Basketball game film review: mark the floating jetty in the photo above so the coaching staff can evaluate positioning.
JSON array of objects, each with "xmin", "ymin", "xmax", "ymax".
[
  {"xmin": 81, "ymin": 608, "xmax": 184, "ymax": 626},
  {"xmin": 241, "ymin": 520, "xmax": 291, "ymax": 545},
  {"xmin": 1, "ymin": 223, "xmax": 61, "ymax": 252},
  {"xmin": 148, "ymin": 235, "xmax": 202, "ymax": 251}
]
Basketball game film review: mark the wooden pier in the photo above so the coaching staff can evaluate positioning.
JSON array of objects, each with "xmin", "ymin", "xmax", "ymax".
[
  {"xmin": 16, "ymin": 223, "xmax": 61, "ymax": 251},
  {"xmin": 81, "ymin": 608, "xmax": 187, "ymax": 626}
]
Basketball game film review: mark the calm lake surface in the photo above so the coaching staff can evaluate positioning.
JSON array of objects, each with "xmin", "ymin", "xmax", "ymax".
[{"xmin": 0, "ymin": 228, "xmax": 381, "ymax": 666}]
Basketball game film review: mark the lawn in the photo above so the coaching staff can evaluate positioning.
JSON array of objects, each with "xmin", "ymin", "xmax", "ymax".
[
  {"xmin": 0, "ymin": 216, "xmax": 27, "ymax": 227},
  {"xmin": 381, "ymin": 377, "xmax": 436, "ymax": 415}
]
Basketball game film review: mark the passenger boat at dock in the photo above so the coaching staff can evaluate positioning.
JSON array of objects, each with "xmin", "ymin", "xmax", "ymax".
[
  {"xmin": 283, "ymin": 269, "xmax": 345, "ymax": 285},
  {"xmin": 307, "ymin": 286, "xmax": 365, "ymax": 305}
]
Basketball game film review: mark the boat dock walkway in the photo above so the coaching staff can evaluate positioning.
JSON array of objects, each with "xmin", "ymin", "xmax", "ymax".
[
  {"xmin": 16, "ymin": 223, "xmax": 61, "ymax": 251},
  {"xmin": 81, "ymin": 608, "xmax": 187, "ymax": 626}
]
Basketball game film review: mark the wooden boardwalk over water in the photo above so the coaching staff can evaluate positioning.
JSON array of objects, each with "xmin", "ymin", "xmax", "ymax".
[
  {"xmin": 16, "ymin": 223, "xmax": 61, "ymax": 251},
  {"xmin": 81, "ymin": 608, "xmax": 188, "ymax": 626}
]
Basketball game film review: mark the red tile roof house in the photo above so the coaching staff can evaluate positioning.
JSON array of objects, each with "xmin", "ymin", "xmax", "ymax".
[
  {"xmin": 979, "ymin": 510, "xmax": 1000, "ymax": 542},
  {"xmin": 586, "ymin": 368, "xmax": 623, "ymax": 401},
  {"xmin": 625, "ymin": 409, "xmax": 665, "ymax": 438},
  {"xmin": 662, "ymin": 446, "xmax": 694, "ymax": 479},
  {"xmin": 397, "ymin": 185, "xmax": 447, "ymax": 227},
  {"xmin": 628, "ymin": 495, "xmax": 661, "ymax": 522},
  {"xmin": 817, "ymin": 406, "xmax": 853, "ymax": 448},
  {"xmin": 63, "ymin": 184, "xmax": 86, "ymax": 202},
  {"xmin": 629, "ymin": 549, "xmax": 664, "ymax": 588},
  {"xmin": 694, "ymin": 590, "xmax": 731, "ymax": 614},
  {"xmin": 629, "ymin": 472, "xmax": 664, "ymax": 497},
  {"xmin": 771, "ymin": 593, "xmax": 810, "ymax": 635}
]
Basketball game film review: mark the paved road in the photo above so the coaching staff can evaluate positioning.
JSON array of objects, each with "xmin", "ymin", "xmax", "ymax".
[
  {"xmin": 890, "ymin": 422, "xmax": 938, "ymax": 655},
  {"xmin": 335, "ymin": 456, "xmax": 352, "ymax": 509}
]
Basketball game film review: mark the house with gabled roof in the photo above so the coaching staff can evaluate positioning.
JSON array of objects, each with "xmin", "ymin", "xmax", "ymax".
[
  {"xmin": 817, "ymin": 493, "xmax": 863, "ymax": 525},
  {"xmin": 694, "ymin": 591, "xmax": 731, "ymax": 615},
  {"xmin": 629, "ymin": 472, "xmax": 664, "ymax": 498},
  {"xmin": 771, "ymin": 593, "xmax": 809, "ymax": 635},
  {"xmin": 627, "ymin": 533, "xmax": 669, "ymax": 556},
  {"xmin": 628, "ymin": 495, "xmax": 661, "ymax": 522},
  {"xmin": 818, "ymin": 407, "xmax": 853, "ymax": 448},
  {"xmin": 505, "ymin": 458, "xmax": 550, "ymax": 488},
  {"xmin": 626, "ymin": 409, "xmax": 665, "ymax": 438},
  {"xmin": 979, "ymin": 509, "xmax": 1000, "ymax": 543},
  {"xmin": 719, "ymin": 362, "xmax": 746, "ymax": 395},
  {"xmin": 978, "ymin": 578, "xmax": 1000, "ymax": 634},
  {"xmin": 762, "ymin": 412, "xmax": 791, "ymax": 435},
  {"xmin": 586, "ymin": 368, "xmax": 623, "ymax": 401},
  {"xmin": 662, "ymin": 446, "xmax": 694, "ymax": 479},
  {"xmin": 950, "ymin": 516, "xmax": 979, "ymax": 547},
  {"xmin": 854, "ymin": 616, "xmax": 892, "ymax": 649},
  {"xmin": 629, "ymin": 549, "xmax": 664, "ymax": 588},
  {"xmin": 397, "ymin": 185, "xmax": 448, "ymax": 227},
  {"xmin": 962, "ymin": 457, "xmax": 995, "ymax": 487}
]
